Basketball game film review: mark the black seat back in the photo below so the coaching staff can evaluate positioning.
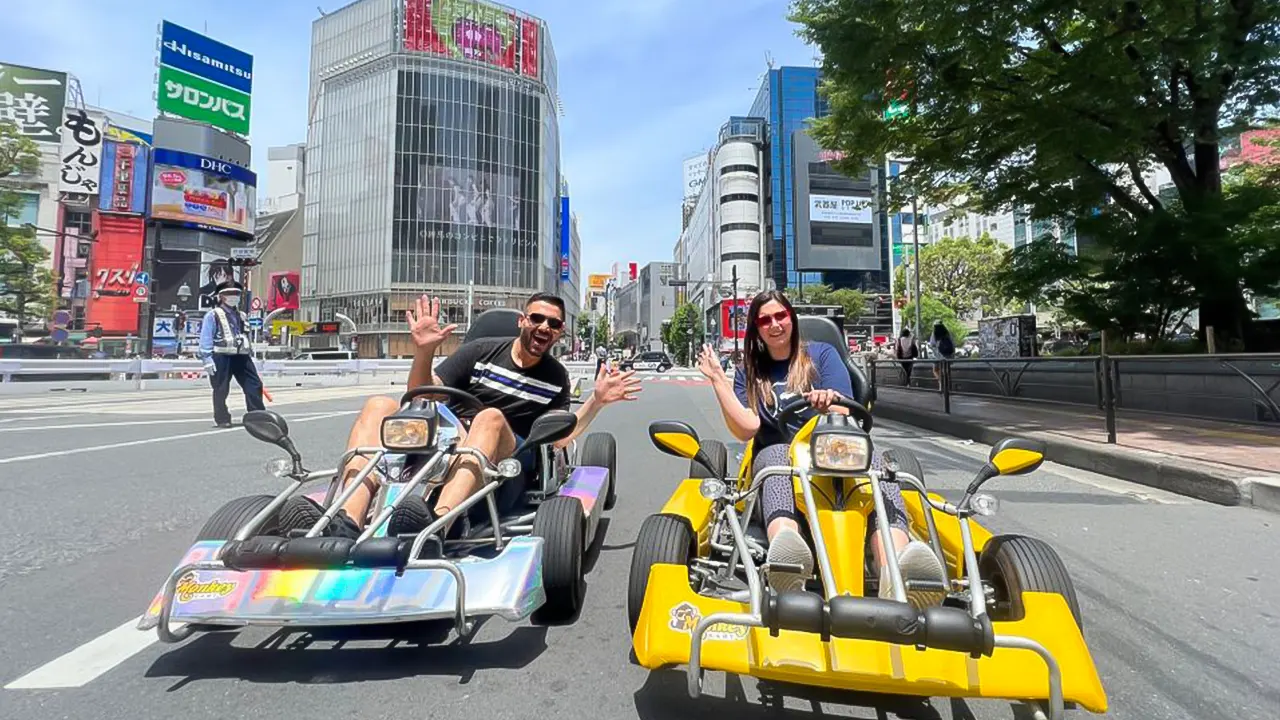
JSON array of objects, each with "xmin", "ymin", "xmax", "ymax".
[
  {"xmin": 464, "ymin": 308, "xmax": 523, "ymax": 344},
  {"xmin": 798, "ymin": 315, "xmax": 874, "ymax": 407}
]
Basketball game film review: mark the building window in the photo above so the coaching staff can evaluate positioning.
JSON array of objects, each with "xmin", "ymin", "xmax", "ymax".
[
  {"xmin": 720, "ymin": 222, "xmax": 760, "ymax": 233},
  {"xmin": 720, "ymin": 252, "xmax": 758, "ymax": 262},
  {"xmin": 719, "ymin": 164, "xmax": 756, "ymax": 176},
  {"xmin": 720, "ymin": 193, "xmax": 758, "ymax": 204}
]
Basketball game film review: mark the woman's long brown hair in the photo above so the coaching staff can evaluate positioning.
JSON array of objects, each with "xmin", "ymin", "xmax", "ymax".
[{"xmin": 742, "ymin": 290, "xmax": 816, "ymax": 411}]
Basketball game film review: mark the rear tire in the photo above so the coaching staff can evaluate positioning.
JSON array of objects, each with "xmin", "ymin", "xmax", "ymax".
[
  {"xmin": 579, "ymin": 433, "xmax": 618, "ymax": 511},
  {"xmin": 532, "ymin": 496, "xmax": 586, "ymax": 624},
  {"xmin": 689, "ymin": 439, "xmax": 728, "ymax": 480},
  {"xmin": 195, "ymin": 495, "xmax": 279, "ymax": 541},
  {"xmin": 627, "ymin": 514, "xmax": 694, "ymax": 634},
  {"xmin": 980, "ymin": 534, "xmax": 1084, "ymax": 630}
]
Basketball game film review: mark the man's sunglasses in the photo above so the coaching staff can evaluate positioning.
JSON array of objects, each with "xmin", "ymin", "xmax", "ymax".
[
  {"xmin": 755, "ymin": 310, "xmax": 791, "ymax": 328},
  {"xmin": 527, "ymin": 312, "xmax": 564, "ymax": 330}
]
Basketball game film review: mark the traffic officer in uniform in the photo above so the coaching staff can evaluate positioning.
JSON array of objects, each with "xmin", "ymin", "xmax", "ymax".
[{"xmin": 199, "ymin": 280, "xmax": 265, "ymax": 427}]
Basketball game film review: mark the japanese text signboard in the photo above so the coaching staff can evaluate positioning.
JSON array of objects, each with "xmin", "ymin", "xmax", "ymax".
[
  {"xmin": 58, "ymin": 108, "xmax": 105, "ymax": 195},
  {"xmin": 156, "ymin": 21, "xmax": 254, "ymax": 136},
  {"xmin": 0, "ymin": 62, "xmax": 67, "ymax": 144}
]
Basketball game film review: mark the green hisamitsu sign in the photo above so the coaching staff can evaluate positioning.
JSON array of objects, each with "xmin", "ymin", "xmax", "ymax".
[{"xmin": 156, "ymin": 64, "xmax": 251, "ymax": 135}]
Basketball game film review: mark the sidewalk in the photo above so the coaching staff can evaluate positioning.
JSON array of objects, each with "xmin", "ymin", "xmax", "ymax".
[{"xmin": 873, "ymin": 387, "xmax": 1280, "ymax": 511}]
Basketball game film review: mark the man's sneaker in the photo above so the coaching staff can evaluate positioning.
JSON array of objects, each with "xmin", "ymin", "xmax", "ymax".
[
  {"xmin": 879, "ymin": 540, "xmax": 946, "ymax": 609},
  {"xmin": 766, "ymin": 527, "xmax": 814, "ymax": 593},
  {"xmin": 277, "ymin": 496, "xmax": 361, "ymax": 540},
  {"xmin": 387, "ymin": 494, "xmax": 435, "ymax": 536}
]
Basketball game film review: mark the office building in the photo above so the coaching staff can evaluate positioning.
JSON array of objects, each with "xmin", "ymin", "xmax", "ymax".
[
  {"xmin": 259, "ymin": 143, "xmax": 306, "ymax": 214},
  {"xmin": 611, "ymin": 261, "xmax": 679, "ymax": 353},
  {"xmin": 303, "ymin": 0, "xmax": 561, "ymax": 357},
  {"xmin": 750, "ymin": 67, "xmax": 894, "ymax": 296}
]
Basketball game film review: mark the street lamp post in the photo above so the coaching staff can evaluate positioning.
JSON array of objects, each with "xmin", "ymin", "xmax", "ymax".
[{"xmin": 731, "ymin": 264, "xmax": 739, "ymax": 357}]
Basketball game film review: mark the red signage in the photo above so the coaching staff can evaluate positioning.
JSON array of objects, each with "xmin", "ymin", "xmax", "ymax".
[
  {"xmin": 85, "ymin": 213, "xmax": 145, "ymax": 335},
  {"xmin": 720, "ymin": 298, "xmax": 750, "ymax": 344},
  {"xmin": 268, "ymin": 270, "xmax": 300, "ymax": 311},
  {"xmin": 628, "ymin": 262, "xmax": 638, "ymax": 281}
]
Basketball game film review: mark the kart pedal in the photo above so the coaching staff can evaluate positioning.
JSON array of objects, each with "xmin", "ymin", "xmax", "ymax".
[{"xmin": 766, "ymin": 562, "xmax": 807, "ymax": 575}]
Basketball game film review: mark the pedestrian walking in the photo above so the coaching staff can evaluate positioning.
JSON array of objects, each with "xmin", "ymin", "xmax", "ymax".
[
  {"xmin": 199, "ymin": 280, "xmax": 265, "ymax": 428},
  {"xmin": 895, "ymin": 328, "xmax": 918, "ymax": 383}
]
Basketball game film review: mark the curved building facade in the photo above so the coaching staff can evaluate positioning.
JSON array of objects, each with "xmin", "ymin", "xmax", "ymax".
[{"xmin": 303, "ymin": 0, "xmax": 560, "ymax": 357}]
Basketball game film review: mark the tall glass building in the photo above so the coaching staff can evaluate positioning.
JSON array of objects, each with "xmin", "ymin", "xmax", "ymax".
[
  {"xmin": 304, "ymin": 0, "xmax": 561, "ymax": 357},
  {"xmin": 750, "ymin": 67, "xmax": 892, "ymax": 297}
]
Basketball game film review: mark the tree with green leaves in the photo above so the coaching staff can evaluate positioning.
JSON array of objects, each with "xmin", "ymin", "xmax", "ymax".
[
  {"xmin": 892, "ymin": 234, "xmax": 1016, "ymax": 320},
  {"xmin": 663, "ymin": 302, "xmax": 703, "ymax": 366},
  {"xmin": 793, "ymin": 0, "xmax": 1280, "ymax": 349},
  {"xmin": 802, "ymin": 283, "xmax": 869, "ymax": 322},
  {"xmin": 592, "ymin": 317, "xmax": 610, "ymax": 351},
  {"xmin": 0, "ymin": 121, "xmax": 55, "ymax": 330}
]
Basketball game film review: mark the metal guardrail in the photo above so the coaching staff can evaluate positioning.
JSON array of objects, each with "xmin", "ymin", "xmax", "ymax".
[
  {"xmin": 865, "ymin": 354, "xmax": 1280, "ymax": 441},
  {"xmin": 0, "ymin": 358, "xmax": 602, "ymax": 389}
]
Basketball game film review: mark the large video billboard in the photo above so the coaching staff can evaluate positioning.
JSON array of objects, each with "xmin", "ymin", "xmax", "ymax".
[
  {"xmin": 150, "ymin": 148, "xmax": 257, "ymax": 238},
  {"xmin": 403, "ymin": 0, "xmax": 541, "ymax": 79},
  {"xmin": 157, "ymin": 21, "xmax": 254, "ymax": 135},
  {"xmin": 810, "ymin": 194, "xmax": 873, "ymax": 224},
  {"xmin": 0, "ymin": 62, "xmax": 67, "ymax": 144},
  {"xmin": 415, "ymin": 164, "xmax": 519, "ymax": 229}
]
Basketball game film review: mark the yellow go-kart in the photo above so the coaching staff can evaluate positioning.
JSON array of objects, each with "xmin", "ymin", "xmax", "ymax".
[{"xmin": 627, "ymin": 394, "xmax": 1107, "ymax": 720}]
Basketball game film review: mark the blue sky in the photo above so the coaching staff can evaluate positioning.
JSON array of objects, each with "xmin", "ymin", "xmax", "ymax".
[{"xmin": 6, "ymin": 0, "xmax": 817, "ymax": 278}]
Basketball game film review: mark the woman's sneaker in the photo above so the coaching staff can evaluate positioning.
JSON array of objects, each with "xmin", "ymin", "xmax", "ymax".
[
  {"xmin": 879, "ymin": 540, "xmax": 947, "ymax": 609},
  {"xmin": 766, "ymin": 527, "xmax": 814, "ymax": 593}
]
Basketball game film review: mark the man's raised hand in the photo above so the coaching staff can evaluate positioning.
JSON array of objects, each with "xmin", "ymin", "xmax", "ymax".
[
  {"xmin": 405, "ymin": 295, "xmax": 458, "ymax": 349},
  {"xmin": 594, "ymin": 363, "xmax": 643, "ymax": 404}
]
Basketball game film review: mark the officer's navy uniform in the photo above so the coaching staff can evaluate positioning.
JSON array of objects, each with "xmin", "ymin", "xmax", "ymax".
[{"xmin": 199, "ymin": 280, "xmax": 265, "ymax": 427}]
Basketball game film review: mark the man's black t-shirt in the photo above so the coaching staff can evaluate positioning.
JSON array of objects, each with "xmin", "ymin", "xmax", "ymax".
[{"xmin": 434, "ymin": 338, "xmax": 571, "ymax": 438}]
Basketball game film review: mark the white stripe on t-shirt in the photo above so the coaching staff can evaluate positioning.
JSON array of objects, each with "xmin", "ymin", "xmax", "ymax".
[
  {"xmin": 475, "ymin": 361, "xmax": 562, "ymax": 395},
  {"xmin": 474, "ymin": 375, "xmax": 554, "ymax": 404}
]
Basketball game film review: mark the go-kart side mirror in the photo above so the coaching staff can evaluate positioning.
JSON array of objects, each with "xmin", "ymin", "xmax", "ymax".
[
  {"xmin": 512, "ymin": 410, "xmax": 578, "ymax": 457},
  {"xmin": 244, "ymin": 410, "xmax": 290, "ymax": 445},
  {"xmin": 244, "ymin": 410, "xmax": 302, "ymax": 465},
  {"xmin": 649, "ymin": 421, "xmax": 718, "ymax": 478},
  {"xmin": 988, "ymin": 437, "xmax": 1047, "ymax": 476},
  {"xmin": 965, "ymin": 437, "xmax": 1048, "ymax": 499}
]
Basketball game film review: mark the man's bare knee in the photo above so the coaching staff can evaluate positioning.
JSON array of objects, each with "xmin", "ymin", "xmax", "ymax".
[
  {"xmin": 466, "ymin": 408, "xmax": 507, "ymax": 436},
  {"xmin": 361, "ymin": 395, "xmax": 401, "ymax": 419}
]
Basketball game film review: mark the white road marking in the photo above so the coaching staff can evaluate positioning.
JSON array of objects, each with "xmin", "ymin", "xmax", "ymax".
[
  {"xmin": 4, "ymin": 616, "xmax": 176, "ymax": 690},
  {"xmin": 0, "ymin": 411, "xmax": 346, "ymax": 433},
  {"xmin": 0, "ymin": 411, "xmax": 357, "ymax": 465}
]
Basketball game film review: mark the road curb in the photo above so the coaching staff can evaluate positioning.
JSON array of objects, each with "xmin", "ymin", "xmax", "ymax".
[{"xmin": 875, "ymin": 402, "xmax": 1275, "ymax": 511}]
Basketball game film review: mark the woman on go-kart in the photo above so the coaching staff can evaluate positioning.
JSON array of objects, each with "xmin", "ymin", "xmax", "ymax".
[{"xmin": 696, "ymin": 290, "xmax": 944, "ymax": 606}]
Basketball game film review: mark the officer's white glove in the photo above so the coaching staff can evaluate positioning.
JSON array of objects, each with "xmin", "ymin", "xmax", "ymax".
[{"xmin": 203, "ymin": 362, "xmax": 216, "ymax": 375}]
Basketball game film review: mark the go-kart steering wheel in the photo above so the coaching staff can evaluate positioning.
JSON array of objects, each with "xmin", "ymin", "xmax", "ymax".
[
  {"xmin": 775, "ymin": 392, "xmax": 874, "ymax": 432},
  {"xmin": 399, "ymin": 385, "xmax": 486, "ymax": 413}
]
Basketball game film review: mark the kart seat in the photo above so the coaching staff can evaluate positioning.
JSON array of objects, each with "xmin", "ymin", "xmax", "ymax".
[
  {"xmin": 464, "ymin": 308, "xmax": 523, "ymax": 343},
  {"xmin": 798, "ymin": 315, "xmax": 874, "ymax": 407}
]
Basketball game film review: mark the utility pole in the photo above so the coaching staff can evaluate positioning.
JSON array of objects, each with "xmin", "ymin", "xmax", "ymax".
[
  {"xmin": 731, "ymin": 264, "xmax": 740, "ymax": 357},
  {"xmin": 911, "ymin": 194, "xmax": 923, "ymax": 336}
]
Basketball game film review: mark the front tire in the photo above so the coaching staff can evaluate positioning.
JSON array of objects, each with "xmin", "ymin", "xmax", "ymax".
[
  {"xmin": 195, "ymin": 495, "xmax": 278, "ymax": 541},
  {"xmin": 627, "ymin": 514, "xmax": 694, "ymax": 633},
  {"xmin": 980, "ymin": 534, "xmax": 1084, "ymax": 630},
  {"xmin": 579, "ymin": 432, "xmax": 618, "ymax": 511},
  {"xmin": 532, "ymin": 496, "xmax": 586, "ymax": 624}
]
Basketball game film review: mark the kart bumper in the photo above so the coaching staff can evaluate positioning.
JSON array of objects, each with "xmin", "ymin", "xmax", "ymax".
[
  {"xmin": 632, "ymin": 564, "xmax": 1108, "ymax": 714},
  {"xmin": 138, "ymin": 536, "xmax": 545, "ymax": 638}
]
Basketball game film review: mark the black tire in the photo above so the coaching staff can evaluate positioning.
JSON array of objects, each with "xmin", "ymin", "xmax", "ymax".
[
  {"xmin": 689, "ymin": 439, "xmax": 728, "ymax": 479},
  {"xmin": 980, "ymin": 534, "xmax": 1084, "ymax": 630},
  {"xmin": 532, "ymin": 496, "xmax": 586, "ymax": 623},
  {"xmin": 882, "ymin": 447, "xmax": 926, "ymax": 486},
  {"xmin": 579, "ymin": 433, "xmax": 618, "ymax": 511},
  {"xmin": 627, "ymin": 514, "xmax": 694, "ymax": 633},
  {"xmin": 195, "ymin": 495, "xmax": 279, "ymax": 541}
]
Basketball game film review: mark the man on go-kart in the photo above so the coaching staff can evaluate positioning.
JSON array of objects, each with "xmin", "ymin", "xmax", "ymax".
[{"xmin": 277, "ymin": 292, "xmax": 642, "ymax": 539}]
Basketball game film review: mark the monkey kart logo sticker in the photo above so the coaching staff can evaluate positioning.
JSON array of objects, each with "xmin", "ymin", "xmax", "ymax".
[
  {"xmin": 175, "ymin": 572, "xmax": 237, "ymax": 603},
  {"xmin": 669, "ymin": 602, "xmax": 748, "ymax": 641}
]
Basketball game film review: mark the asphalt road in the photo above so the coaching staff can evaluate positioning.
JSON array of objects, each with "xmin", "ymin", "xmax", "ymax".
[{"xmin": 0, "ymin": 376, "xmax": 1275, "ymax": 720}]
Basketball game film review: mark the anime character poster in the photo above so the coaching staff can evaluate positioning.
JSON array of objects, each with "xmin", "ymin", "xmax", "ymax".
[{"xmin": 268, "ymin": 271, "xmax": 300, "ymax": 311}]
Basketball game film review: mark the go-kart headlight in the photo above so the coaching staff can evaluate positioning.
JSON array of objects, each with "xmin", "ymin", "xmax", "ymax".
[
  {"xmin": 381, "ymin": 417, "xmax": 434, "ymax": 451},
  {"xmin": 699, "ymin": 478, "xmax": 728, "ymax": 501},
  {"xmin": 810, "ymin": 430, "xmax": 871, "ymax": 473}
]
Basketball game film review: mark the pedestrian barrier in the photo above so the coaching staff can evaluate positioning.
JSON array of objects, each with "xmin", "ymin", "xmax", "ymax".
[
  {"xmin": 0, "ymin": 358, "xmax": 605, "ymax": 394},
  {"xmin": 865, "ymin": 353, "xmax": 1280, "ymax": 434}
]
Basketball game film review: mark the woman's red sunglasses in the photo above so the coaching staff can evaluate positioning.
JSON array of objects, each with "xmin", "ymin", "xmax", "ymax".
[{"xmin": 755, "ymin": 310, "xmax": 791, "ymax": 328}]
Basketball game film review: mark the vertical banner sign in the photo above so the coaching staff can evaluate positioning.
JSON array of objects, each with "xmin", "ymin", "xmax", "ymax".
[
  {"xmin": 98, "ymin": 141, "xmax": 149, "ymax": 214},
  {"xmin": 0, "ymin": 62, "xmax": 67, "ymax": 143},
  {"xmin": 86, "ymin": 214, "xmax": 146, "ymax": 334},
  {"xmin": 157, "ymin": 21, "xmax": 254, "ymax": 136},
  {"xmin": 58, "ymin": 109, "xmax": 105, "ymax": 194},
  {"xmin": 559, "ymin": 195, "xmax": 570, "ymax": 281}
]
